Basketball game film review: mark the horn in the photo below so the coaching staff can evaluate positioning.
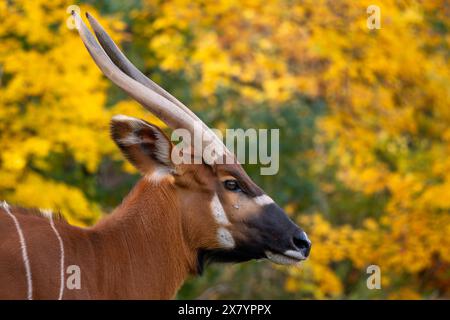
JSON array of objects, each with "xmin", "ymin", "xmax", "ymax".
[{"xmin": 73, "ymin": 11, "xmax": 232, "ymax": 163}]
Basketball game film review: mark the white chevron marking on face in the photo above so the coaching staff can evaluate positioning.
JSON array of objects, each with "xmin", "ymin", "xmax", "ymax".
[
  {"xmin": 211, "ymin": 193, "xmax": 230, "ymax": 225},
  {"xmin": 253, "ymin": 195, "xmax": 274, "ymax": 206},
  {"xmin": 211, "ymin": 193, "xmax": 234, "ymax": 248}
]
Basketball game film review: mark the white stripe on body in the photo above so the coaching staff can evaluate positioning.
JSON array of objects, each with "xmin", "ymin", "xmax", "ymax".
[
  {"xmin": 41, "ymin": 209, "xmax": 65, "ymax": 300},
  {"xmin": 1, "ymin": 201, "xmax": 33, "ymax": 300}
]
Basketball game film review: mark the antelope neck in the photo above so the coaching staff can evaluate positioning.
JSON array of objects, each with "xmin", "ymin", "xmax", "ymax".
[{"xmin": 90, "ymin": 179, "xmax": 197, "ymax": 299}]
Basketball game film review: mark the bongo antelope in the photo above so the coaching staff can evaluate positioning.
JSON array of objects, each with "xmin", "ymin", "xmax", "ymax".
[{"xmin": 0, "ymin": 12, "xmax": 311, "ymax": 299}]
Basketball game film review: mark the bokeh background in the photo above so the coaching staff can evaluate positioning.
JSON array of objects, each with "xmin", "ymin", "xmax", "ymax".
[{"xmin": 1, "ymin": 0, "xmax": 449, "ymax": 299}]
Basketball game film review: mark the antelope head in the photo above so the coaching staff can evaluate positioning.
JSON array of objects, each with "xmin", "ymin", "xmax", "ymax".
[{"xmin": 74, "ymin": 12, "xmax": 311, "ymax": 272}]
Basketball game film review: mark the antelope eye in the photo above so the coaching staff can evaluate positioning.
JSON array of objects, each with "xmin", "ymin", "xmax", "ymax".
[{"xmin": 224, "ymin": 180, "xmax": 242, "ymax": 192}]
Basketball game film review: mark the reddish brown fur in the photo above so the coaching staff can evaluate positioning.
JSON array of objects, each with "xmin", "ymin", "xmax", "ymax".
[
  {"xmin": 0, "ymin": 11, "xmax": 311, "ymax": 298},
  {"xmin": 0, "ymin": 178, "xmax": 192, "ymax": 299},
  {"xmin": 0, "ymin": 160, "xmax": 264, "ymax": 299},
  {"xmin": 0, "ymin": 114, "xmax": 270, "ymax": 300}
]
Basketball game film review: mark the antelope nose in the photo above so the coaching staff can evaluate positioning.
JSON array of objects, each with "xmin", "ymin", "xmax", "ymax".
[{"xmin": 292, "ymin": 230, "xmax": 312, "ymax": 258}]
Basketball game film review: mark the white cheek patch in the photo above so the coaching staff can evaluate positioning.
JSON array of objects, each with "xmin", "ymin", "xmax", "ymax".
[
  {"xmin": 211, "ymin": 193, "xmax": 230, "ymax": 225},
  {"xmin": 217, "ymin": 227, "xmax": 235, "ymax": 248},
  {"xmin": 253, "ymin": 194, "xmax": 274, "ymax": 206}
]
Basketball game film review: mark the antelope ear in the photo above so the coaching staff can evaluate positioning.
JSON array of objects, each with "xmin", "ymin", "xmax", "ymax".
[{"xmin": 110, "ymin": 115, "xmax": 174, "ymax": 174}]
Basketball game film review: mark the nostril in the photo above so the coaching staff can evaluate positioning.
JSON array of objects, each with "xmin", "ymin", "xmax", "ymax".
[
  {"xmin": 293, "ymin": 231, "xmax": 311, "ymax": 257},
  {"xmin": 293, "ymin": 238, "xmax": 310, "ymax": 250}
]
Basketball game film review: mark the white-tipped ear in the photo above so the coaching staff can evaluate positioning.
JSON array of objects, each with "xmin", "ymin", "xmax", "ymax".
[{"xmin": 111, "ymin": 114, "xmax": 173, "ymax": 174}]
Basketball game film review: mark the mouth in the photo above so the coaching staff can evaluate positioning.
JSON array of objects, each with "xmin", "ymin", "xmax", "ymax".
[{"xmin": 265, "ymin": 249, "xmax": 307, "ymax": 266}]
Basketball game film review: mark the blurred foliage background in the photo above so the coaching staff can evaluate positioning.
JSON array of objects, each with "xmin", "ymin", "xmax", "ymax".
[{"xmin": 1, "ymin": 0, "xmax": 449, "ymax": 299}]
